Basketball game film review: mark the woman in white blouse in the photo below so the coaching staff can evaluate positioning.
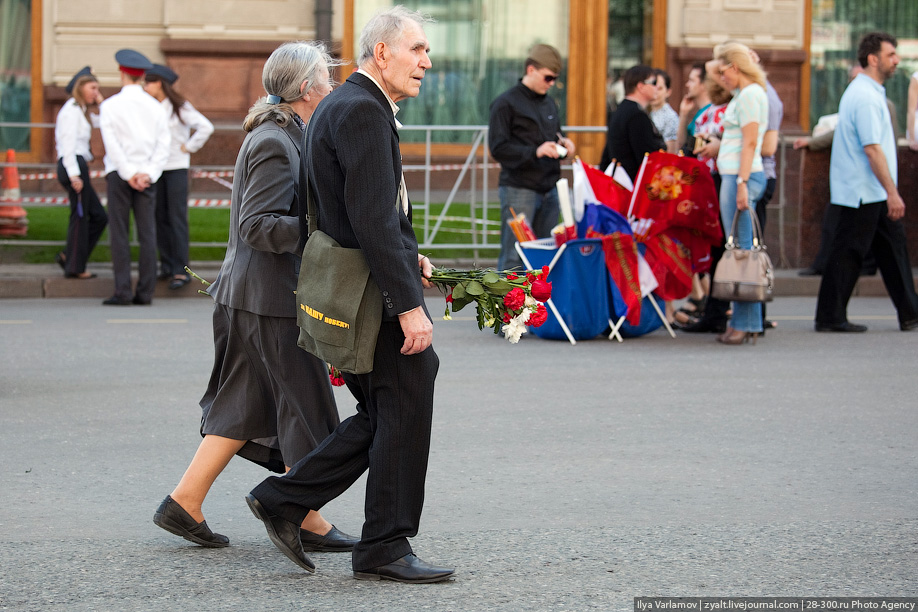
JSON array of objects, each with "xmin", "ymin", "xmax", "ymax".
[
  {"xmin": 54, "ymin": 66, "xmax": 107, "ymax": 278},
  {"xmin": 143, "ymin": 64, "xmax": 214, "ymax": 289}
]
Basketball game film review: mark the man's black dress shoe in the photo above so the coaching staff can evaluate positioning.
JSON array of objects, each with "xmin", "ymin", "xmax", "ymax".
[
  {"xmin": 244, "ymin": 493, "xmax": 315, "ymax": 572},
  {"xmin": 153, "ymin": 495, "xmax": 229, "ymax": 547},
  {"xmin": 102, "ymin": 296, "xmax": 131, "ymax": 306},
  {"xmin": 354, "ymin": 553, "xmax": 455, "ymax": 584},
  {"xmin": 300, "ymin": 525, "xmax": 359, "ymax": 552},
  {"xmin": 676, "ymin": 318, "xmax": 727, "ymax": 334},
  {"xmin": 814, "ymin": 321, "xmax": 868, "ymax": 333},
  {"xmin": 132, "ymin": 295, "xmax": 151, "ymax": 305},
  {"xmin": 900, "ymin": 318, "xmax": 918, "ymax": 332}
]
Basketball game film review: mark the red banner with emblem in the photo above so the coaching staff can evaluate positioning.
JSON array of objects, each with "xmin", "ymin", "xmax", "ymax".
[
  {"xmin": 630, "ymin": 152, "xmax": 721, "ymax": 273},
  {"xmin": 587, "ymin": 229, "xmax": 642, "ymax": 325},
  {"xmin": 642, "ymin": 232, "xmax": 693, "ymax": 301}
]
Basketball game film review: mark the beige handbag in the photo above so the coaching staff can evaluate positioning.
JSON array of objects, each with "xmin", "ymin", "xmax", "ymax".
[{"xmin": 711, "ymin": 208, "xmax": 774, "ymax": 303}]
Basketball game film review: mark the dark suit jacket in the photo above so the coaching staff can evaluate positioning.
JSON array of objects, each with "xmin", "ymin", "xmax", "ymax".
[
  {"xmin": 304, "ymin": 72, "xmax": 424, "ymax": 319},
  {"xmin": 209, "ymin": 120, "xmax": 304, "ymax": 317},
  {"xmin": 602, "ymin": 98, "xmax": 666, "ymax": 180}
]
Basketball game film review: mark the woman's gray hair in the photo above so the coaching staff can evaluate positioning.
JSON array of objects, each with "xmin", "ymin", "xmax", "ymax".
[
  {"xmin": 243, "ymin": 40, "xmax": 342, "ymax": 132},
  {"xmin": 356, "ymin": 5, "xmax": 433, "ymax": 67}
]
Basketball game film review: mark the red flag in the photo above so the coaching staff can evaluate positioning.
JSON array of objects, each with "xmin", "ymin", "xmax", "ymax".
[
  {"xmin": 665, "ymin": 227, "xmax": 715, "ymax": 274},
  {"xmin": 630, "ymin": 151, "xmax": 721, "ymax": 272},
  {"xmin": 587, "ymin": 229, "xmax": 642, "ymax": 325},
  {"xmin": 642, "ymin": 233, "xmax": 693, "ymax": 300},
  {"xmin": 631, "ymin": 152, "xmax": 719, "ymax": 233},
  {"xmin": 580, "ymin": 159, "xmax": 632, "ymax": 216}
]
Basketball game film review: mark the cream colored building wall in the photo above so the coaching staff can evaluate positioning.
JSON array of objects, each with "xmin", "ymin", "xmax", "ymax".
[
  {"xmin": 351, "ymin": 0, "xmax": 568, "ymax": 63},
  {"xmin": 44, "ymin": 0, "xmax": 344, "ymax": 88},
  {"xmin": 667, "ymin": 0, "xmax": 805, "ymax": 50}
]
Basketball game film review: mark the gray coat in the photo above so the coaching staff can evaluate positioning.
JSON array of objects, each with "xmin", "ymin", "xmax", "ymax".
[{"xmin": 209, "ymin": 120, "xmax": 304, "ymax": 318}]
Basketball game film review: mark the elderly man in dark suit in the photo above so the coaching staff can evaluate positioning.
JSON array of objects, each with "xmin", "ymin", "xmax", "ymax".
[
  {"xmin": 153, "ymin": 42, "xmax": 356, "ymax": 552},
  {"xmin": 245, "ymin": 7, "xmax": 454, "ymax": 584}
]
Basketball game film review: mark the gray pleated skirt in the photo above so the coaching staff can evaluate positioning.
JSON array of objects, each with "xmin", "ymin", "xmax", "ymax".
[{"xmin": 199, "ymin": 303, "xmax": 340, "ymax": 473}]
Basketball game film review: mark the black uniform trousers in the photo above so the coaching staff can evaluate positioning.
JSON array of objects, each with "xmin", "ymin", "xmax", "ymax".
[
  {"xmin": 251, "ymin": 319, "xmax": 439, "ymax": 572},
  {"xmin": 57, "ymin": 156, "xmax": 107, "ymax": 275},
  {"xmin": 816, "ymin": 200, "xmax": 918, "ymax": 327},
  {"xmin": 155, "ymin": 168, "xmax": 190, "ymax": 277},
  {"xmin": 106, "ymin": 173, "xmax": 157, "ymax": 302}
]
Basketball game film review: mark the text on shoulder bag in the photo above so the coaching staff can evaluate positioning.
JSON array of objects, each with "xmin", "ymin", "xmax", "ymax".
[{"xmin": 295, "ymin": 180, "xmax": 383, "ymax": 375}]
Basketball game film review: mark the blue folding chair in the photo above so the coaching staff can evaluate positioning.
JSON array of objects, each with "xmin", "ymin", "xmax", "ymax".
[{"xmin": 515, "ymin": 238, "xmax": 614, "ymax": 344}]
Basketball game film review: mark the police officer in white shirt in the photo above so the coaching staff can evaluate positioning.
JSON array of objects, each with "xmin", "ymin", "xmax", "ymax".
[
  {"xmin": 99, "ymin": 49, "xmax": 171, "ymax": 306},
  {"xmin": 54, "ymin": 66, "xmax": 107, "ymax": 279},
  {"xmin": 143, "ymin": 64, "xmax": 214, "ymax": 289}
]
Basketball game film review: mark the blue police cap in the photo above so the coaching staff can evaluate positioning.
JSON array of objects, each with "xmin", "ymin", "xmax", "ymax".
[
  {"xmin": 114, "ymin": 49, "xmax": 153, "ymax": 73},
  {"xmin": 65, "ymin": 66, "xmax": 94, "ymax": 95},
  {"xmin": 145, "ymin": 64, "xmax": 178, "ymax": 85}
]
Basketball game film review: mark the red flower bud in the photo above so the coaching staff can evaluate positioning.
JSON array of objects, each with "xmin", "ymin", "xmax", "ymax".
[{"xmin": 530, "ymin": 277, "xmax": 552, "ymax": 302}]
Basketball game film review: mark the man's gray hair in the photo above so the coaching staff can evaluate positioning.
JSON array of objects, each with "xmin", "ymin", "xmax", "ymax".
[
  {"xmin": 243, "ymin": 40, "xmax": 342, "ymax": 132},
  {"xmin": 356, "ymin": 5, "xmax": 433, "ymax": 67}
]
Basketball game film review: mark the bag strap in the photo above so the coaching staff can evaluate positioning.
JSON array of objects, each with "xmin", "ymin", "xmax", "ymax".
[{"xmin": 725, "ymin": 203, "xmax": 767, "ymax": 251}]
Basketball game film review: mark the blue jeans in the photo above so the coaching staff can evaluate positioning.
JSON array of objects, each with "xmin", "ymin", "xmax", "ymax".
[
  {"xmin": 719, "ymin": 172, "xmax": 766, "ymax": 333},
  {"xmin": 497, "ymin": 185, "xmax": 560, "ymax": 271}
]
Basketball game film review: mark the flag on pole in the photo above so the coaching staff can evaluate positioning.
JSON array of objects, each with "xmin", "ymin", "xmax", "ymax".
[
  {"xmin": 575, "ymin": 158, "xmax": 632, "ymax": 217},
  {"xmin": 629, "ymin": 151, "xmax": 719, "ymax": 238},
  {"xmin": 628, "ymin": 151, "xmax": 721, "ymax": 273}
]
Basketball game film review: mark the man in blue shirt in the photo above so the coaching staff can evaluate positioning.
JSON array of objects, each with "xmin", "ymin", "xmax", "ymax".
[{"xmin": 815, "ymin": 32, "xmax": 918, "ymax": 332}]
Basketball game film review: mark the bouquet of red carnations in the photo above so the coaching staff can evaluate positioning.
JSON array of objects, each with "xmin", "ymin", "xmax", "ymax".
[{"xmin": 429, "ymin": 266, "xmax": 552, "ymax": 343}]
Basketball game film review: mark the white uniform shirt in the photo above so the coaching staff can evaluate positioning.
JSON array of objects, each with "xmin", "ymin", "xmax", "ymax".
[
  {"xmin": 160, "ymin": 99, "xmax": 214, "ymax": 171},
  {"xmin": 99, "ymin": 84, "xmax": 171, "ymax": 183},
  {"xmin": 55, "ymin": 99, "xmax": 99, "ymax": 179}
]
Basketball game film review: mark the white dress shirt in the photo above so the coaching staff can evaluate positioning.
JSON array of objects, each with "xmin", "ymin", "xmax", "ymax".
[
  {"xmin": 160, "ymin": 99, "xmax": 214, "ymax": 171},
  {"xmin": 55, "ymin": 99, "xmax": 99, "ymax": 179},
  {"xmin": 99, "ymin": 84, "xmax": 171, "ymax": 183}
]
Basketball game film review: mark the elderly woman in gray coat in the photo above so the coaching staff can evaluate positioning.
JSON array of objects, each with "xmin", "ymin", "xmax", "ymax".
[{"xmin": 153, "ymin": 41, "xmax": 357, "ymax": 552}]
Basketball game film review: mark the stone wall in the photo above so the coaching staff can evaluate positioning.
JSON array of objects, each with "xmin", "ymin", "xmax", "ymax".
[{"xmin": 785, "ymin": 145, "xmax": 918, "ymax": 268}]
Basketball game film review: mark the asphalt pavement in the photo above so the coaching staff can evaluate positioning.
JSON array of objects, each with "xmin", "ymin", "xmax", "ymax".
[{"xmin": 1, "ymin": 294, "xmax": 916, "ymax": 611}]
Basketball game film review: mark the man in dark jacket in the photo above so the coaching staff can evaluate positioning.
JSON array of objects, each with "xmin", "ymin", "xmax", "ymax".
[
  {"xmin": 489, "ymin": 43, "xmax": 575, "ymax": 271},
  {"xmin": 601, "ymin": 64, "xmax": 665, "ymax": 181},
  {"xmin": 245, "ymin": 7, "xmax": 455, "ymax": 583}
]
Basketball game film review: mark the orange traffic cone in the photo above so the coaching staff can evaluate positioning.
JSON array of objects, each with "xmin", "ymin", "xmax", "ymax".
[{"xmin": 0, "ymin": 148, "xmax": 29, "ymax": 237}]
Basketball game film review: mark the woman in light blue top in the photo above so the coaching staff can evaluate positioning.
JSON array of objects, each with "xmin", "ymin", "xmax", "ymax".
[{"xmin": 713, "ymin": 42, "xmax": 769, "ymax": 345}]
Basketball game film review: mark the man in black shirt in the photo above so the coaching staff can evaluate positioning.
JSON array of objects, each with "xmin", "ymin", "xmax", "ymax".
[
  {"xmin": 489, "ymin": 43, "xmax": 575, "ymax": 271},
  {"xmin": 600, "ymin": 64, "xmax": 666, "ymax": 180}
]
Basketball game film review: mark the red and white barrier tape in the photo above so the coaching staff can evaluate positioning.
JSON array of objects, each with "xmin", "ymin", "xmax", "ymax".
[
  {"xmin": 14, "ymin": 169, "xmax": 237, "ymax": 181},
  {"xmin": 403, "ymin": 162, "xmax": 500, "ymax": 172},
  {"xmin": 2, "ymin": 195, "xmax": 232, "ymax": 207}
]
